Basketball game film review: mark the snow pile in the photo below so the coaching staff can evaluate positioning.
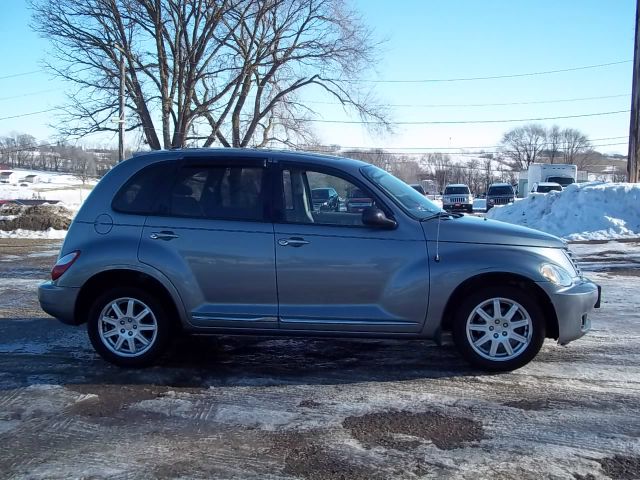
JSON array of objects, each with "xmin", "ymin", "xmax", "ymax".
[
  {"xmin": 0, "ymin": 168, "xmax": 95, "ymax": 213},
  {"xmin": 486, "ymin": 182, "xmax": 640, "ymax": 241}
]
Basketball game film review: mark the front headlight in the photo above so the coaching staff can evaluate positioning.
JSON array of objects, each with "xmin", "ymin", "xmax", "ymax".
[{"xmin": 540, "ymin": 263, "xmax": 573, "ymax": 287}]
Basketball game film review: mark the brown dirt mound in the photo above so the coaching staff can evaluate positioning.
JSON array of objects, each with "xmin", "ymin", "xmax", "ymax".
[
  {"xmin": 343, "ymin": 410, "xmax": 484, "ymax": 450},
  {"xmin": 0, "ymin": 204, "xmax": 73, "ymax": 231}
]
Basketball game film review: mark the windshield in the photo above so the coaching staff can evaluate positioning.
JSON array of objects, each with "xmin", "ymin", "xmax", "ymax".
[
  {"xmin": 537, "ymin": 184, "xmax": 562, "ymax": 193},
  {"xmin": 312, "ymin": 189, "xmax": 330, "ymax": 199},
  {"xmin": 547, "ymin": 176, "xmax": 574, "ymax": 186},
  {"xmin": 488, "ymin": 186, "xmax": 513, "ymax": 196},
  {"xmin": 361, "ymin": 165, "xmax": 441, "ymax": 219},
  {"xmin": 444, "ymin": 186, "xmax": 470, "ymax": 195}
]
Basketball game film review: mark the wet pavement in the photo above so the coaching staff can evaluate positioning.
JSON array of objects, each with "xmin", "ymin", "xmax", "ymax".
[{"xmin": 0, "ymin": 238, "xmax": 639, "ymax": 479}]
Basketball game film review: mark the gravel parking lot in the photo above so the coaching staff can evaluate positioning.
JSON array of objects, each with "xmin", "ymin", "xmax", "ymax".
[{"xmin": 0, "ymin": 238, "xmax": 639, "ymax": 479}]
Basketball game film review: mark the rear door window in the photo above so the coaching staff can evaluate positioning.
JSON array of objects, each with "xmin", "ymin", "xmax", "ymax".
[{"xmin": 164, "ymin": 166, "xmax": 266, "ymax": 221}]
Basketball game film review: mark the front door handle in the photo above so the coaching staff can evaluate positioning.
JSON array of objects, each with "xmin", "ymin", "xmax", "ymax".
[
  {"xmin": 150, "ymin": 231, "xmax": 179, "ymax": 241},
  {"xmin": 278, "ymin": 237, "xmax": 310, "ymax": 247}
]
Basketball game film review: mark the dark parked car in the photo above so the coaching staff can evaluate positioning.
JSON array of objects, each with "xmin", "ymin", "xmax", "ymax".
[
  {"xmin": 345, "ymin": 187, "xmax": 374, "ymax": 213},
  {"xmin": 486, "ymin": 183, "xmax": 515, "ymax": 212},
  {"xmin": 311, "ymin": 187, "xmax": 339, "ymax": 211},
  {"xmin": 38, "ymin": 149, "xmax": 600, "ymax": 371}
]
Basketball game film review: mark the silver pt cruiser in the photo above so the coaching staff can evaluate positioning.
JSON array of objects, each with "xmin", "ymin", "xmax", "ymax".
[{"xmin": 38, "ymin": 149, "xmax": 600, "ymax": 371}]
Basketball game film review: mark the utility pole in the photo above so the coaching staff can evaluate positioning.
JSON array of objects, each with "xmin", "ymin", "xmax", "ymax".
[
  {"xmin": 628, "ymin": 0, "xmax": 640, "ymax": 182},
  {"xmin": 118, "ymin": 51, "xmax": 125, "ymax": 162}
]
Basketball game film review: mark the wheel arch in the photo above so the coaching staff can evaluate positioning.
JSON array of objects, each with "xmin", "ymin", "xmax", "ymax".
[
  {"xmin": 74, "ymin": 268, "xmax": 185, "ymax": 330},
  {"xmin": 440, "ymin": 272, "xmax": 559, "ymax": 339}
]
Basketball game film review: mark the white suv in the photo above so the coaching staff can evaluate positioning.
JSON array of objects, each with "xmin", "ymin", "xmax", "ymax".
[{"xmin": 443, "ymin": 184, "xmax": 473, "ymax": 213}]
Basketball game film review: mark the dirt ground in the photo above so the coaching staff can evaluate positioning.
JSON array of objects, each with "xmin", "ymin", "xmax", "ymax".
[{"xmin": 0, "ymin": 238, "xmax": 639, "ymax": 479}]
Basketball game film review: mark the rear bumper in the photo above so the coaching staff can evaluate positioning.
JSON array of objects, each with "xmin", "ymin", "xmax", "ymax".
[
  {"xmin": 537, "ymin": 278, "xmax": 600, "ymax": 344},
  {"xmin": 38, "ymin": 281, "xmax": 81, "ymax": 325}
]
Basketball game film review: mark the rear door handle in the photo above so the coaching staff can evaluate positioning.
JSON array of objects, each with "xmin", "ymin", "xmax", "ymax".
[
  {"xmin": 150, "ymin": 231, "xmax": 179, "ymax": 241},
  {"xmin": 278, "ymin": 237, "xmax": 310, "ymax": 247}
]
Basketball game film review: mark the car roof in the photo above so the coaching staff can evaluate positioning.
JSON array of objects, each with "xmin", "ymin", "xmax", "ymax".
[
  {"xmin": 129, "ymin": 148, "xmax": 370, "ymax": 170},
  {"xmin": 445, "ymin": 183, "xmax": 469, "ymax": 187},
  {"xmin": 538, "ymin": 182, "xmax": 562, "ymax": 186},
  {"xmin": 488, "ymin": 182, "xmax": 512, "ymax": 187}
]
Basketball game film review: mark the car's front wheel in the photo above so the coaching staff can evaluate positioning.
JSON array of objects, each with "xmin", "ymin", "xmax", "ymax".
[
  {"xmin": 87, "ymin": 287, "xmax": 172, "ymax": 367},
  {"xmin": 451, "ymin": 286, "xmax": 545, "ymax": 371}
]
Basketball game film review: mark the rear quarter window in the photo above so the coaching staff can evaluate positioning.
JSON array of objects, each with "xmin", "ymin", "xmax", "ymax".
[{"xmin": 112, "ymin": 161, "xmax": 177, "ymax": 214}]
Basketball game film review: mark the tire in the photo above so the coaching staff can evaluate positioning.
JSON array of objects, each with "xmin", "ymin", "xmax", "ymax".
[
  {"xmin": 451, "ymin": 286, "xmax": 545, "ymax": 371},
  {"xmin": 87, "ymin": 287, "xmax": 172, "ymax": 367}
]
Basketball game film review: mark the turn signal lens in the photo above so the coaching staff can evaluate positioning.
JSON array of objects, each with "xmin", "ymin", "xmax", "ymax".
[{"xmin": 51, "ymin": 251, "xmax": 80, "ymax": 281}]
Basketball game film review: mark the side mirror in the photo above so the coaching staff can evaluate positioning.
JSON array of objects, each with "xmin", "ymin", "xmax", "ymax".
[{"xmin": 362, "ymin": 207, "xmax": 397, "ymax": 229}]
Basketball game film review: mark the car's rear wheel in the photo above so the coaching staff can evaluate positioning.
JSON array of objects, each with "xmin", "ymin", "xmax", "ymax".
[
  {"xmin": 87, "ymin": 287, "xmax": 171, "ymax": 367},
  {"xmin": 451, "ymin": 286, "xmax": 545, "ymax": 371}
]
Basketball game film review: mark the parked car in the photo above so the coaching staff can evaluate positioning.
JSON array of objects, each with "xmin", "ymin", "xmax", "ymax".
[
  {"xmin": 442, "ymin": 184, "xmax": 473, "ymax": 213},
  {"xmin": 531, "ymin": 182, "xmax": 563, "ymax": 194},
  {"xmin": 39, "ymin": 149, "xmax": 600, "ymax": 371},
  {"xmin": 345, "ymin": 187, "xmax": 374, "ymax": 213},
  {"xmin": 410, "ymin": 184, "xmax": 426, "ymax": 195},
  {"xmin": 311, "ymin": 187, "xmax": 339, "ymax": 211},
  {"xmin": 486, "ymin": 183, "xmax": 516, "ymax": 212}
]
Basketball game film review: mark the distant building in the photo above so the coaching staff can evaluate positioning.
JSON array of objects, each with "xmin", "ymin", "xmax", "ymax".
[
  {"xmin": 0, "ymin": 171, "xmax": 17, "ymax": 183},
  {"xmin": 21, "ymin": 174, "xmax": 40, "ymax": 183}
]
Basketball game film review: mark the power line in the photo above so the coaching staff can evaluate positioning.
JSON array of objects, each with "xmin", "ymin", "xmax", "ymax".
[
  {"xmin": 304, "ymin": 141, "xmax": 629, "ymax": 157},
  {"xmin": 0, "ymin": 89, "xmax": 63, "ymax": 102},
  {"xmin": 0, "ymin": 59, "xmax": 630, "ymax": 85},
  {"xmin": 333, "ymin": 136, "xmax": 628, "ymax": 152},
  {"xmin": 332, "ymin": 60, "xmax": 632, "ymax": 83},
  {"xmin": 2, "ymin": 106, "xmax": 630, "ymax": 125},
  {"xmin": 0, "ymin": 108, "xmax": 59, "ymax": 121},
  {"xmin": 0, "ymin": 70, "xmax": 43, "ymax": 81},
  {"xmin": 302, "ymin": 93, "xmax": 631, "ymax": 108},
  {"xmin": 301, "ymin": 110, "xmax": 631, "ymax": 125},
  {"xmin": 1, "ymin": 140, "xmax": 627, "ymax": 158}
]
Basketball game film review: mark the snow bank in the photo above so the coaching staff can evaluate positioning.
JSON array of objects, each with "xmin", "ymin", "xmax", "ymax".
[
  {"xmin": 0, "ymin": 228, "xmax": 68, "ymax": 239},
  {"xmin": 486, "ymin": 182, "xmax": 640, "ymax": 241}
]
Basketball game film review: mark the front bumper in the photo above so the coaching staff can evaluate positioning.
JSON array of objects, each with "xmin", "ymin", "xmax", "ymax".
[
  {"xmin": 38, "ymin": 281, "xmax": 81, "ymax": 325},
  {"xmin": 537, "ymin": 278, "xmax": 600, "ymax": 344},
  {"xmin": 443, "ymin": 203, "xmax": 473, "ymax": 212}
]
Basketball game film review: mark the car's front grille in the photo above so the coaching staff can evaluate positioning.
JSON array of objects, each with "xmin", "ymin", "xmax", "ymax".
[
  {"xmin": 490, "ymin": 197, "xmax": 512, "ymax": 205},
  {"xmin": 447, "ymin": 196, "xmax": 468, "ymax": 203},
  {"xmin": 565, "ymin": 249, "xmax": 582, "ymax": 276}
]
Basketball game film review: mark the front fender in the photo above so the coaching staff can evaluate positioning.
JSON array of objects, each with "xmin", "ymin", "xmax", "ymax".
[{"xmin": 421, "ymin": 241, "xmax": 559, "ymax": 336}]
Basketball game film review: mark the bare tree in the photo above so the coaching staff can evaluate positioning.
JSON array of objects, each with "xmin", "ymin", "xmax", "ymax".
[
  {"xmin": 561, "ymin": 128, "xmax": 592, "ymax": 165},
  {"xmin": 546, "ymin": 125, "xmax": 562, "ymax": 164},
  {"xmin": 342, "ymin": 148, "xmax": 393, "ymax": 170},
  {"xmin": 389, "ymin": 158, "xmax": 421, "ymax": 183},
  {"xmin": 30, "ymin": 0, "xmax": 388, "ymax": 150},
  {"xmin": 499, "ymin": 123, "xmax": 547, "ymax": 171},
  {"xmin": 424, "ymin": 153, "xmax": 451, "ymax": 192},
  {"xmin": 482, "ymin": 158, "xmax": 493, "ymax": 192}
]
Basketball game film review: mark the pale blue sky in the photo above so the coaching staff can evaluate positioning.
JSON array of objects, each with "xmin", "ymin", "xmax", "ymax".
[{"xmin": 0, "ymin": 0, "xmax": 635, "ymax": 154}]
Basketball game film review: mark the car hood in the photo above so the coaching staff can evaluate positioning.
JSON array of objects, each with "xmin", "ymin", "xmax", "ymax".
[{"xmin": 421, "ymin": 214, "xmax": 564, "ymax": 248}]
